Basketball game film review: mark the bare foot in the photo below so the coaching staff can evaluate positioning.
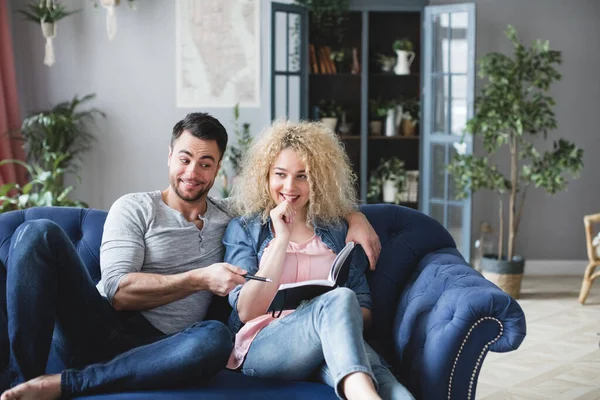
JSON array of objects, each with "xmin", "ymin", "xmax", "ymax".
[{"xmin": 0, "ymin": 374, "xmax": 61, "ymax": 400}]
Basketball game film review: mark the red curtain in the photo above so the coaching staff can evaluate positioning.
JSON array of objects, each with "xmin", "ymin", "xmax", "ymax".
[{"xmin": 0, "ymin": 0, "xmax": 26, "ymax": 188}]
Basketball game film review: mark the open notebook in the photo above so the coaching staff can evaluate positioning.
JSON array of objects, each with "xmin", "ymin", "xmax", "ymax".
[{"xmin": 267, "ymin": 241, "xmax": 358, "ymax": 316}]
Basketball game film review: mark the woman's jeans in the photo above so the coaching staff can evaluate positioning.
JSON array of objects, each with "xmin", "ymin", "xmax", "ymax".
[
  {"xmin": 2, "ymin": 220, "xmax": 232, "ymax": 396},
  {"xmin": 241, "ymin": 288, "xmax": 414, "ymax": 400}
]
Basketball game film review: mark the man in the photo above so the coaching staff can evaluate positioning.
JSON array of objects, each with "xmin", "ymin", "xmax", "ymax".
[{"xmin": 1, "ymin": 113, "xmax": 380, "ymax": 400}]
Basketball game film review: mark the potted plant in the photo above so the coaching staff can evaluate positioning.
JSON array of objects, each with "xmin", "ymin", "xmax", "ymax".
[
  {"xmin": 447, "ymin": 25, "xmax": 584, "ymax": 298},
  {"xmin": 400, "ymin": 98, "xmax": 420, "ymax": 136},
  {"xmin": 318, "ymin": 100, "xmax": 342, "ymax": 132},
  {"xmin": 367, "ymin": 157, "xmax": 406, "ymax": 204},
  {"xmin": 219, "ymin": 104, "xmax": 253, "ymax": 198},
  {"xmin": 18, "ymin": 0, "xmax": 78, "ymax": 66},
  {"xmin": 18, "ymin": 94, "xmax": 105, "ymax": 175},
  {"xmin": 1, "ymin": 94, "xmax": 104, "ymax": 210},
  {"xmin": 368, "ymin": 98, "xmax": 389, "ymax": 136},
  {"xmin": 376, "ymin": 53, "xmax": 396, "ymax": 74},
  {"xmin": 0, "ymin": 152, "xmax": 88, "ymax": 212},
  {"xmin": 392, "ymin": 38, "xmax": 415, "ymax": 75},
  {"xmin": 294, "ymin": 0, "xmax": 350, "ymax": 47},
  {"xmin": 330, "ymin": 48, "xmax": 351, "ymax": 74}
]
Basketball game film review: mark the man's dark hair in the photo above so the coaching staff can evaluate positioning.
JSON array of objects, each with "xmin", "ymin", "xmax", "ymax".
[{"xmin": 171, "ymin": 113, "xmax": 228, "ymax": 159}]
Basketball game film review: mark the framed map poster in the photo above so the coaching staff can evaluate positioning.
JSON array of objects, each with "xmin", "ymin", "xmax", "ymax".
[{"xmin": 176, "ymin": 0, "xmax": 260, "ymax": 108}]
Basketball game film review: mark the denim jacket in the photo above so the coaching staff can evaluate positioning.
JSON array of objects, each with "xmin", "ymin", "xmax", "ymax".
[{"xmin": 223, "ymin": 214, "xmax": 372, "ymax": 334}]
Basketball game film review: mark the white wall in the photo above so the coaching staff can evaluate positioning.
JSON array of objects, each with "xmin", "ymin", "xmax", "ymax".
[{"xmin": 9, "ymin": 0, "xmax": 288, "ymax": 211}]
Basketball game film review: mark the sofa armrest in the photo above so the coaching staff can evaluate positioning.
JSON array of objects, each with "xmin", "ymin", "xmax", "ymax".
[{"xmin": 393, "ymin": 249, "xmax": 526, "ymax": 400}]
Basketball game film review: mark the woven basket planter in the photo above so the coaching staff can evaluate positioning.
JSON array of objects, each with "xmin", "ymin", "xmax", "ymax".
[{"xmin": 481, "ymin": 255, "xmax": 525, "ymax": 299}]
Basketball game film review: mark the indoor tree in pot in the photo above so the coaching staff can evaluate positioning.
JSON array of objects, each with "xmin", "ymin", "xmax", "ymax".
[{"xmin": 447, "ymin": 25, "xmax": 584, "ymax": 298}]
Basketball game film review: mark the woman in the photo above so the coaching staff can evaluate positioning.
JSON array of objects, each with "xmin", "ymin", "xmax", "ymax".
[{"xmin": 223, "ymin": 121, "xmax": 414, "ymax": 400}]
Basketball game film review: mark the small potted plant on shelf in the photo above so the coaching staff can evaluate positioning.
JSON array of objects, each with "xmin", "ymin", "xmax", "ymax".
[
  {"xmin": 330, "ymin": 48, "xmax": 351, "ymax": 74},
  {"xmin": 400, "ymin": 98, "xmax": 420, "ymax": 136},
  {"xmin": 376, "ymin": 53, "xmax": 396, "ymax": 74},
  {"xmin": 367, "ymin": 157, "xmax": 406, "ymax": 204},
  {"xmin": 393, "ymin": 37, "xmax": 415, "ymax": 75},
  {"xmin": 317, "ymin": 99, "xmax": 343, "ymax": 132},
  {"xmin": 368, "ymin": 98, "xmax": 389, "ymax": 136}
]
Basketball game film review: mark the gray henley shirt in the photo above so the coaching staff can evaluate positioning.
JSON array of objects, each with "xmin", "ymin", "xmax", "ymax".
[{"xmin": 97, "ymin": 191, "xmax": 232, "ymax": 335}]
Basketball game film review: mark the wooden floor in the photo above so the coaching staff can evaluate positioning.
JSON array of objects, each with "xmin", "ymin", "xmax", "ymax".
[{"xmin": 477, "ymin": 275, "xmax": 600, "ymax": 399}]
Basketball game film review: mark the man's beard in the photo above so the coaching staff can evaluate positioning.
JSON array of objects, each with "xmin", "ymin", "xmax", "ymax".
[{"xmin": 171, "ymin": 178, "xmax": 212, "ymax": 202}]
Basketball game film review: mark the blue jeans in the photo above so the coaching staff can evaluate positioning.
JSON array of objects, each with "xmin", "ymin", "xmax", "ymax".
[
  {"xmin": 2, "ymin": 220, "xmax": 232, "ymax": 396},
  {"xmin": 241, "ymin": 288, "xmax": 414, "ymax": 400}
]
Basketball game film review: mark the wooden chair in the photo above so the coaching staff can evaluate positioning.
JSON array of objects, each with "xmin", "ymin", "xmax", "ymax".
[{"xmin": 579, "ymin": 213, "xmax": 600, "ymax": 304}]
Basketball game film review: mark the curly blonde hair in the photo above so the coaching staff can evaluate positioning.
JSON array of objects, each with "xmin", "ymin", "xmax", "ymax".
[{"xmin": 232, "ymin": 120, "xmax": 358, "ymax": 224}]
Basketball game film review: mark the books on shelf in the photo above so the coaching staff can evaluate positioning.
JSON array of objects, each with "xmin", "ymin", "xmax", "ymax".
[
  {"xmin": 309, "ymin": 44, "xmax": 349, "ymax": 75},
  {"xmin": 398, "ymin": 170, "xmax": 419, "ymax": 203},
  {"xmin": 267, "ymin": 241, "xmax": 358, "ymax": 315}
]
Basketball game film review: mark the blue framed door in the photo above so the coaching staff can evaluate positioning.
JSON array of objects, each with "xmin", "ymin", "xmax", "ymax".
[
  {"xmin": 271, "ymin": 3, "xmax": 309, "ymax": 121},
  {"xmin": 421, "ymin": 3, "xmax": 476, "ymax": 260}
]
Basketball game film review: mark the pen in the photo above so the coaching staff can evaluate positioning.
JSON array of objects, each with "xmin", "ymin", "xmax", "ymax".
[{"xmin": 245, "ymin": 274, "xmax": 272, "ymax": 282}]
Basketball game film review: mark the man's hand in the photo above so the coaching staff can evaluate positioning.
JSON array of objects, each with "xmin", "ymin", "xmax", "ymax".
[
  {"xmin": 195, "ymin": 263, "xmax": 247, "ymax": 296},
  {"xmin": 346, "ymin": 211, "xmax": 381, "ymax": 271}
]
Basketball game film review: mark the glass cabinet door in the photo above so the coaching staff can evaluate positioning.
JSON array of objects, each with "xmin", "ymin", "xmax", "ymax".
[
  {"xmin": 421, "ymin": 3, "xmax": 476, "ymax": 259},
  {"xmin": 271, "ymin": 3, "xmax": 308, "ymax": 121}
]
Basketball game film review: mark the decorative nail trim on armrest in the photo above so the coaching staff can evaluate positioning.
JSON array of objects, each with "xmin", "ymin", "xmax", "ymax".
[{"xmin": 447, "ymin": 316, "xmax": 503, "ymax": 400}]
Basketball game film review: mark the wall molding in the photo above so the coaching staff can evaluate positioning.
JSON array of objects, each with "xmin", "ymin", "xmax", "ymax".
[{"xmin": 525, "ymin": 260, "xmax": 588, "ymax": 276}]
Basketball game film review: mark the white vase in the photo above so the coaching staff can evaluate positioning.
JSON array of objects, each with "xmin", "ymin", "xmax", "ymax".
[
  {"xmin": 320, "ymin": 118, "xmax": 338, "ymax": 132},
  {"xmin": 385, "ymin": 109, "xmax": 396, "ymax": 137},
  {"xmin": 394, "ymin": 105, "xmax": 404, "ymax": 129},
  {"xmin": 382, "ymin": 180, "xmax": 398, "ymax": 203},
  {"xmin": 394, "ymin": 50, "xmax": 415, "ymax": 75}
]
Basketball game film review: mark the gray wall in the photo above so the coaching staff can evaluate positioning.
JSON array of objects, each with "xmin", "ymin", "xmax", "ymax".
[
  {"xmin": 9, "ymin": 0, "xmax": 598, "ymax": 260},
  {"xmin": 9, "ymin": 0, "xmax": 289, "ymax": 211},
  {"xmin": 430, "ymin": 0, "xmax": 599, "ymax": 260}
]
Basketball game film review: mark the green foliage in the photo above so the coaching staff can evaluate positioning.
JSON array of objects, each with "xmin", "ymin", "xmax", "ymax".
[
  {"xmin": 17, "ymin": 94, "xmax": 105, "ymax": 173},
  {"xmin": 447, "ymin": 25, "xmax": 584, "ymax": 258},
  {"xmin": 1, "ymin": 94, "xmax": 102, "ymax": 211},
  {"xmin": 0, "ymin": 153, "xmax": 87, "ymax": 213},
  {"xmin": 393, "ymin": 38, "xmax": 413, "ymax": 52},
  {"xmin": 367, "ymin": 157, "xmax": 406, "ymax": 203},
  {"xmin": 401, "ymin": 98, "xmax": 420, "ymax": 121},
  {"xmin": 368, "ymin": 98, "xmax": 390, "ymax": 120},
  {"xmin": 318, "ymin": 99, "xmax": 343, "ymax": 118},
  {"xmin": 18, "ymin": 0, "xmax": 78, "ymax": 24},
  {"xmin": 219, "ymin": 104, "xmax": 253, "ymax": 198},
  {"xmin": 294, "ymin": 0, "xmax": 350, "ymax": 46}
]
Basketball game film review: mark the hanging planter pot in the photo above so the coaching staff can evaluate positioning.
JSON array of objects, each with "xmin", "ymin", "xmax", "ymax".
[
  {"xmin": 18, "ymin": 0, "xmax": 78, "ymax": 67},
  {"xmin": 100, "ymin": 0, "xmax": 120, "ymax": 40},
  {"xmin": 41, "ymin": 21, "xmax": 57, "ymax": 66}
]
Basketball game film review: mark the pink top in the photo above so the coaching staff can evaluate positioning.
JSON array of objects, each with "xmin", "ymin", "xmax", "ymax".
[{"xmin": 227, "ymin": 234, "xmax": 336, "ymax": 369}]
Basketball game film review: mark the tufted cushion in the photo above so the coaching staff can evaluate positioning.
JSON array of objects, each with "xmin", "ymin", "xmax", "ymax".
[
  {"xmin": 0, "ymin": 207, "xmax": 107, "ymax": 284},
  {"xmin": 360, "ymin": 204, "xmax": 457, "ymax": 358}
]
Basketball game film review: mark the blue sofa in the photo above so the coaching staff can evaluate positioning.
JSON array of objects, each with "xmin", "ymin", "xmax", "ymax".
[{"xmin": 0, "ymin": 205, "xmax": 526, "ymax": 399}]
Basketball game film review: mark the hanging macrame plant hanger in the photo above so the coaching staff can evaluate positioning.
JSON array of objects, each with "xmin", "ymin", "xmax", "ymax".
[
  {"xmin": 41, "ymin": 0, "xmax": 56, "ymax": 66},
  {"xmin": 41, "ymin": 18, "xmax": 56, "ymax": 66},
  {"xmin": 100, "ymin": 0, "xmax": 119, "ymax": 40}
]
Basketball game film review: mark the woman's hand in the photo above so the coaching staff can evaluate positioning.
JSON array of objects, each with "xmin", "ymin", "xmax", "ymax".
[{"xmin": 270, "ymin": 200, "xmax": 295, "ymax": 241}]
